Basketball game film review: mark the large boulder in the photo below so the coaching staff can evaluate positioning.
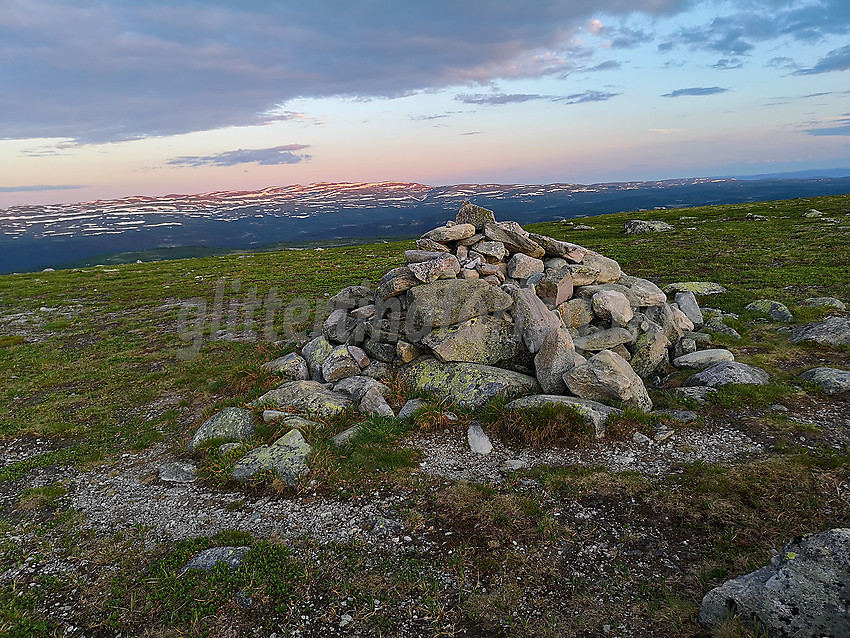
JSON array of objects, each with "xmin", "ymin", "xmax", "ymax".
[
  {"xmin": 745, "ymin": 299, "xmax": 793, "ymax": 322},
  {"xmin": 527, "ymin": 233, "xmax": 587, "ymax": 262},
  {"xmin": 421, "ymin": 315, "xmax": 522, "ymax": 365},
  {"xmin": 672, "ymin": 348, "xmax": 735, "ymax": 370},
  {"xmin": 558, "ymin": 297, "xmax": 595, "ymax": 329},
  {"xmin": 422, "ymin": 223, "xmax": 476, "ymax": 243},
  {"xmin": 581, "ymin": 252, "xmax": 621, "ymax": 284},
  {"xmin": 188, "ymin": 407, "xmax": 256, "ymax": 453},
  {"xmin": 790, "ymin": 316, "xmax": 850, "ymax": 347},
  {"xmin": 798, "ymin": 367, "xmax": 850, "ymax": 395},
  {"xmin": 252, "ymin": 380, "xmax": 351, "ymax": 416},
  {"xmin": 800, "ymin": 297, "xmax": 845, "ymax": 310},
  {"xmin": 591, "ymin": 290, "xmax": 633, "ymax": 325},
  {"xmin": 231, "ymin": 429, "xmax": 312, "ymax": 486},
  {"xmin": 301, "ymin": 335, "xmax": 334, "ymax": 381},
  {"xmin": 401, "ymin": 358, "xmax": 539, "ymax": 408},
  {"xmin": 321, "ymin": 344, "xmax": 360, "ymax": 383},
  {"xmin": 674, "ymin": 291, "xmax": 704, "ymax": 328},
  {"xmin": 699, "ymin": 529, "xmax": 850, "ymax": 638},
  {"xmin": 628, "ymin": 322, "xmax": 670, "ymax": 378},
  {"xmin": 617, "ymin": 275, "xmax": 667, "ymax": 306},
  {"xmin": 510, "ymin": 287, "xmax": 562, "ymax": 353},
  {"xmin": 565, "ymin": 349, "xmax": 652, "ymax": 412},
  {"xmin": 684, "ymin": 361, "xmax": 770, "ymax": 387},
  {"xmin": 408, "ymin": 253, "xmax": 461, "ymax": 284},
  {"xmin": 456, "ymin": 201, "xmax": 496, "ymax": 230},
  {"xmin": 573, "ymin": 327, "xmax": 635, "ymax": 353},
  {"xmin": 533, "ymin": 327, "xmax": 576, "ymax": 394},
  {"xmin": 376, "ymin": 266, "xmax": 420, "ymax": 299},
  {"xmin": 407, "ymin": 279, "xmax": 513, "ymax": 328}
]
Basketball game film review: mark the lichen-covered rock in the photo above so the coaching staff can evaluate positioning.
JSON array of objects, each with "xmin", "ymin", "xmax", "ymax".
[
  {"xmin": 666, "ymin": 386, "xmax": 718, "ymax": 404},
  {"xmin": 673, "ymin": 348, "xmax": 735, "ymax": 370},
  {"xmin": 359, "ymin": 386, "xmax": 394, "ymax": 417},
  {"xmin": 533, "ymin": 327, "xmax": 575, "ymax": 394},
  {"xmin": 699, "ymin": 528, "xmax": 850, "ymax": 638},
  {"xmin": 456, "ymin": 201, "xmax": 496, "ymax": 230},
  {"xmin": 323, "ymin": 307, "xmax": 357, "ymax": 343},
  {"xmin": 510, "ymin": 287, "xmax": 562, "ymax": 353},
  {"xmin": 565, "ymin": 349, "xmax": 652, "ymax": 411},
  {"xmin": 628, "ymin": 322, "xmax": 670, "ymax": 378},
  {"xmin": 363, "ymin": 338, "xmax": 397, "ymax": 363},
  {"xmin": 558, "ymin": 297, "xmax": 595, "ymax": 329},
  {"xmin": 301, "ymin": 335, "xmax": 334, "ymax": 381},
  {"xmin": 401, "ymin": 358, "xmax": 539, "ymax": 408},
  {"xmin": 322, "ymin": 344, "xmax": 360, "ymax": 383},
  {"xmin": 505, "ymin": 394, "xmax": 622, "ymax": 438},
  {"xmin": 684, "ymin": 361, "xmax": 770, "ymax": 387},
  {"xmin": 664, "ymin": 281, "xmax": 727, "ymax": 295},
  {"xmin": 745, "ymin": 299, "xmax": 793, "ymax": 322},
  {"xmin": 702, "ymin": 316, "xmax": 742, "ymax": 340},
  {"xmin": 566, "ymin": 264, "xmax": 601, "ymax": 286},
  {"xmin": 407, "ymin": 279, "xmax": 513, "ymax": 328},
  {"xmin": 252, "ymin": 380, "xmax": 351, "ymax": 416},
  {"xmin": 421, "ymin": 315, "xmax": 522, "ymax": 365},
  {"xmin": 180, "ymin": 546, "xmax": 250, "ymax": 575},
  {"xmin": 397, "ymin": 398, "xmax": 427, "ymax": 420},
  {"xmin": 798, "ymin": 367, "xmax": 850, "ymax": 395},
  {"xmin": 261, "ymin": 352, "xmax": 310, "ymax": 380},
  {"xmin": 231, "ymin": 429, "xmax": 312, "ymax": 485},
  {"xmin": 471, "ymin": 240, "xmax": 507, "ymax": 262},
  {"xmin": 188, "ymin": 407, "xmax": 256, "ymax": 453},
  {"xmin": 408, "ymin": 253, "xmax": 461, "ymax": 284},
  {"xmin": 416, "ymin": 238, "xmax": 451, "ymax": 253},
  {"xmin": 624, "ymin": 219, "xmax": 675, "ymax": 234},
  {"xmin": 329, "ymin": 285, "xmax": 374, "ymax": 310},
  {"xmin": 535, "ymin": 266, "xmax": 574, "ymax": 305},
  {"xmin": 790, "ymin": 316, "xmax": 850, "ymax": 346},
  {"xmin": 333, "ymin": 375, "xmax": 390, "ymax": 401}
]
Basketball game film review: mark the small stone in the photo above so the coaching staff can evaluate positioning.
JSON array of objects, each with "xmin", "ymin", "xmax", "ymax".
[
  {"xmin": 624, "ymin": 219, "xmax": 675, "ymax": 234},
  {"xmin": 674, "ymin": 291, "xmax": 704, "ymax": 328},
  {"xmin": 632, "ymin": 431, "xmax": 651, "ymax": 444},
  {"xmin": 159, "ymin": 461, "xmax": 197, "ymax": 483},
  {"xmin": 423, "ymin": 223, "xmax": 476, "ymax": 243},
  {"xmin": 188, "ymin": 407, "xmax": 256, "ymax": 453},
  {"xmin": 790, "ymin": 316, "xmax": 850, "ymax": 346},
  {"xmin": 359, "ymin": 387, "xmax": 395, "ymax": 418},
  {"xmin": 261, "ymin": 353, "xmax": 310, "ymax": 380},
  {"xmin": 467, "ymin": 422, "xmax": 493, "ymax": 455},
  {"xmin": 332, "ymin": 425, "xmax": 361, "ymax": 446},
  {"xmin": 664, "ymin": 281, "xmax": 727, "ymax": 295},
  {"xmin": 506, "ymin": 253, "xmax": 544, "ymax": 279},
  {"xmin": 322, "ymin": 344, "xmax": 360, "ymax": 383},
  {"xmin": 398, "ymin": 399, "xmax": 427, "ymax": 420},
  {"xmin": 591, "ymin": 290, "xmax": 633, "ymax": 325},
  {"xmin": 799, "ymin": 297, "xmax": 845, "ymax": 310},
  {"xmin": 770, "ymin": 404, "xmax": 789, "ymax": 412},
  {"xmin": 666, "ymin": 386, "xmax": 718, "ymax": 404},
  {"xmin": 702, "ymin": 317, "xmax": 742, "ymax": 340},
  {"xmin": 654, "ymin": 409, "xmax": 698, "ymax": 423},
  {"xmin": 684, "ymin": 361, "xmax": 770, "ymax": 387},
  {"xmin": 180, "ymin": 547, "xmax": 250, "ymax": 575},
  {"xmin": 672, "ymin": 348, "xmax": 735, "ymax": 370}
]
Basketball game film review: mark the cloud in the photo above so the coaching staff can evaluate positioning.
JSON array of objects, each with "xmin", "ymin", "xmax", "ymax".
[
  {"xmin": 460, "ymin": 131, "xmax": 483, "ymax": 136},
  {"xmin": 795, "ymin": 44, "xmax": 850, "ymax": 75},
  {"xmin": 766, "ymin": 57, "xmax": 802, "ymax": 71},
  {"xmin": 712, "ymin": 58, "xmax": 743, "ymax": 70},
  {"xmin": 662, "ymin": 86, "xmax": 728, "ymax": 98},
  {"xmin": 586, "ymin": 60, "xmax": 621, "ymax": 72},
  {"xmin": 167, "ymin": 145, "xmax": 311, "ymax": 168},
  {"xmin": 0, "ymin": 0, "xmax": 687, "ymax": 144},
  {"xmin": 455, "ymin": 93, "xmax": 549, "ymax": 106},
  {"xmin": 555, "ymin": 90, "xmax": 620, "ymax": 104},
  {"xmin": 805, "ymin": 117, "xmax": 850, "ymax": 135},
  {"xmin": 0, "ymin": 184, "xmax": 84, "ymax": 193}
]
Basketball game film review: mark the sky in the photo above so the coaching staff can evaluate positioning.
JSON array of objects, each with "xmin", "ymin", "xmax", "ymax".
[{"xmin": 1, "ymin": 0, "xmax": 850, "ymax": 207}]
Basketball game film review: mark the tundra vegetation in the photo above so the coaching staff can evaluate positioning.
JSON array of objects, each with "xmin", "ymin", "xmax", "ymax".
[{"xmin": 1, "ymin": 194, "xmax": 849, "ymax": 637}]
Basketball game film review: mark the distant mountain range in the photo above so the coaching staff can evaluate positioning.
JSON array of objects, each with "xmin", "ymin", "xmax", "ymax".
[{"xmin": 2, "ymin": 173, "xmax": 850, "ymax": 273}]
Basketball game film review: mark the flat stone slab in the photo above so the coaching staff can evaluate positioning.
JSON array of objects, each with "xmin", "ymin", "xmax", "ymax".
[
  {"xmin": 672, "ymin": 348, "xmax": 734, "ymax": 370},
  {"xmin": 684, "ymin": 361, "xmax": 770, "ymax": 387},
  {"xmin": 252, "ymin": 380, "xmax": 351, "ymax": 416},
  {"xmin": 180, "ymin": 546, "xmax": 250, "ymax": 575},
  {"xmin": 624, "ymin": 219, "xmax": 674, "ymax": 234},
  {"xmin": 790, "ymin": 316, "xmax": 850, "ymax": 346},
  {"xmin": 159, "ymin": 461, "xmax": 197, "ymax": 483},
  {"xmin": 664, "ymin": 281, "xmax": 727, "ymax": 295},
  {"xmin": 505, "ymin": 394, "xmax": 623, "ymax": 438},
  {"xmin": 231, "ymin": 429, "xmax": 312, "ymax": 485},
  {"xmin": 798, "ymin": 367, "xmax": 850, "ymax": 395},
  {"xmin": 188, "ymin": 407, "xmax": 256, "ymax": 453},
  {"xmin": 699, "ymin": 528, "xmax": 850, "ymax": 638},
  {"xmin": 401, "ymin": 358, "xmax": 539, "ymax": 409}
]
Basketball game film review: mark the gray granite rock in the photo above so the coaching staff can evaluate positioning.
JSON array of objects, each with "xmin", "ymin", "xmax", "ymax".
[
  {"xmin": 672, "ymin": 348, "xmax": 734, "ymax": 370},
  {"xmin": 301, "ymin": 335, "xmax": 334, "ymax": 381},
  {"xmin": 798, "ymin": 367, "xmax": 850, "ymax": 395},
  {"xmin": 510, "ymin": 287, "xmax": 562, "ymax": 353},
  {"xmin": 580, "ymin": 252, "xmax": 621, "ymax": 284},
  {"xmin": 663, "ymin": 281, "xmax": 728, "ymax": 295},
  {"xmin": 322, "ymin": 344, "xmax": 360, "ymax": 383},
  {"xmin": 407, "ymin": 279, "xmax": 513, "ymax": 328},
  {"xmin": 527, "ymin": 233, "xmax": 587, "ymax": 262},
  {"xmin": 180, "ymin": 546, "xmax": 250, "ymax": 575},
  {"xmin": 674, "ymin": 291, "xmax": 704, "ymax": 328},
  {"xmin": 159, "ymin": 461, "xmax": 197, "ymax": 483},
  {"xmin": 421, "ymin": 315, "xmax": 522, "ymax": 365},
  {"xmin": 702, "ymin": 316, "xmax": 742, "ymax": 340},
  {"xmin": 699, "ymin": 528, "xmax": 850, "ymax": 638},
  {"xmin": 623, "ymin": 219, "xmax": 675, "ymax": 234},
  {"xmin": 456, "ymin": 201, "xmax": 496, "ymax": 230},
  {"xmin": 666, "ymin": 386, "xmax": 718, "ymax": 404},
  {"xmin": 506, "ymin": 253, "xmax": 544, "ymax": 279},
  {"xmin": 423, "ymin": 223, "xmax": 476, "ymax": 243},
  {"xmin": 359, "ymin": 386, "xmax": 395, "ymax": 417},
  {"xmin": 188, "ymin": 407, "xmax": 256, "ymax": 453},
  {"xmin": 483, "ymin": 223, "xmax": 545, "ymax": 259},
  {"xmin": 533, "ymin": 327, "xmax": 576, "ymax": 394},
  {"xmin": 800, "ymin": 297, "xmax": 845, "ymax": 310},
  {"xmin": 790, "ymin": 316, "xmax": 850, "ymax": 346},
  {"xmin": 591, "ymin": 290, "xmax": 633, "ymax": 325},
  {"xmin": 684, "ymin": 361, "xmax": 770, "ymax": 387},
  {"xmin": 565, "ymin": 349, "xmax": 652, "ymax": 412},
  {"xmin": 397, "ymin": 398, "xmax": 427, "ymax": 420}
]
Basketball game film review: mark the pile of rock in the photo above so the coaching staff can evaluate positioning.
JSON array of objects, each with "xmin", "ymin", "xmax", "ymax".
[{"xmin": 258, "ymin": 202, "xmax": 734, "ymax": 422}]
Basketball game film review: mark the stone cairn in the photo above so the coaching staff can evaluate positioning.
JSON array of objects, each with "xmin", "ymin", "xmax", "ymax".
[{"xmin": 253, "ymin": 202, "xmax": 725, "ymax": 429}]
